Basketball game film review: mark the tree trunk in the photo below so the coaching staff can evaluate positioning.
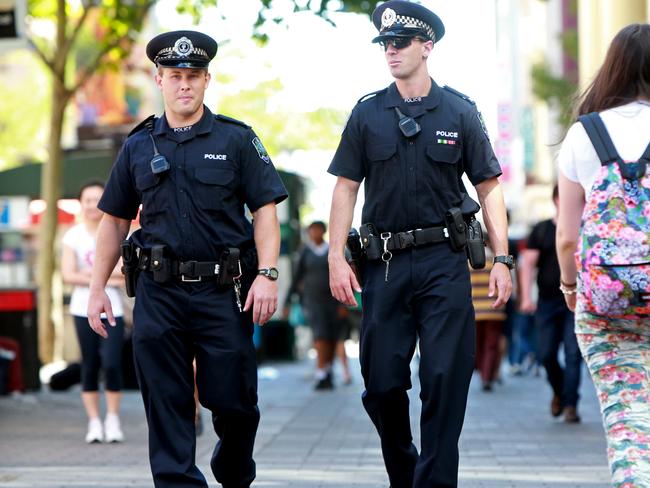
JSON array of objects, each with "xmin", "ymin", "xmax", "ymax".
[{"xmin": 36, "ymin": 75, "xmax": 67, "ymax": 364}]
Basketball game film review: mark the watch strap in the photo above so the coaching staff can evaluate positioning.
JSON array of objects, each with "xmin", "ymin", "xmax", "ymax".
[{"xmin": 493, "ymin": 255, "xmax": 515, "ymax": 269}]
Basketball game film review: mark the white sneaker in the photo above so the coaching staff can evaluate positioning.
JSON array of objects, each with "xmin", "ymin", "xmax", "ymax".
[
  {"xmin": 104, "ymin": 414, "xmax": 124, "ymax": 443},
  {"xmin": 85, "ymin": 417, "xmax": 104, "ymax": 444}
]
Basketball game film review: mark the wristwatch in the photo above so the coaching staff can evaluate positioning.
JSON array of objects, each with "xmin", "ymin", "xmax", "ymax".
[
  {"xmin": 493, "ymin": 255, "xmax": 515, "ymax": 270},
  {"xmin": 257, "ymin": 267, "xmax": 279, "ymax": 281}
]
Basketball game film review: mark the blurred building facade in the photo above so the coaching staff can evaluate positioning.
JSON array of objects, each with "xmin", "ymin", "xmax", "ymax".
[
  {"xmin": 495, "ymin": 0, "xmax": 649, "ymax": 235},
  {"xmin": 578, "ymin": 0, "xmax": 650, "ymax": 88}
]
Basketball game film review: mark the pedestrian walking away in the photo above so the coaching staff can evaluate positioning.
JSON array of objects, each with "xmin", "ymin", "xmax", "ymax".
[
  {"xmin": 327, "ymin": 2, "xmax": 513, "ymax": 487},
  {"xmin": 556, "ymin": 23, "xmax": 650, "ymax": 488},
  {"xmin": 284, "ymin": 221, "xmax": 351, "ymax": 390},
  {"xmin": 87, "ymin": 30, "xmax": 288, "ymax": 488},
  {"xmin": 519, "ymin": 185, "xmax": 582, "ymax": 423},
  {"xmin": 471, "ymin": 246, "xmax": 506, "ymax": 392}
]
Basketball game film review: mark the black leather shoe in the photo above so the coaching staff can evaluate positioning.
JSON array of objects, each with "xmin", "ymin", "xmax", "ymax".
[
  {"xmin": 195, "ymin": 411, "xmax": 204, "ymax": 436},
  {"xmin": 550, "ymin": 395, "xmax": 562, "ymax": 417},
  {"xmin": 314, "ymin": 372, "xmax": 334, "ymax": 390}
]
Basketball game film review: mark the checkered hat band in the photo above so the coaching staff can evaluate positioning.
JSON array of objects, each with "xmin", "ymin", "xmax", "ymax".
[
  {"xmin": 155, "ymin": 46, "xmax": 209, "ymax": 60},
  {"xmin": 382, "ymin": 15, "xmax": 435, "ymax": 41}
]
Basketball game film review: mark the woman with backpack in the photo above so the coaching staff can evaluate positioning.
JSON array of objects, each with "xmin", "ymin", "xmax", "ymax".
[{"xmin": 556, "ymin": 24, "xmax": 650, "ymax": 487}]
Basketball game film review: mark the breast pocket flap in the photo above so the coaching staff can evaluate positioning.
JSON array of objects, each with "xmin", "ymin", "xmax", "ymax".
[
  {"xmin": 135, "ymin": 172, "xmax": 158, "ymax": 191},
  {"xmin": 366, "ymin": 143, "xmax": 397, "ymax": 162},
  {"xmin": 195, "ymin": 168, "xmax": 234, "ymax": 186},
  {"xmin": 426, "ymin": 144, "xmax": 460, "ymax": 165}
]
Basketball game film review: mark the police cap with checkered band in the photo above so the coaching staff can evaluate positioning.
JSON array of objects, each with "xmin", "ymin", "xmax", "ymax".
[
  {"xmin": 146, "ymin": 30, "xmax": 218, "ymax": 69},
  {"xmin": 371, "ymin": 1, "xmax": 445, "ymax": 44}
]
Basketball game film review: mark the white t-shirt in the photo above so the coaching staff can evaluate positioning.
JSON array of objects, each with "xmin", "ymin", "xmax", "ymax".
[
  {"xmin": 557, "ymin": 101, "xmax": 650, "ymax": 194},
  {"xmin": 62, "ymin": 223, "xmax": 124, "ymax": 318}
]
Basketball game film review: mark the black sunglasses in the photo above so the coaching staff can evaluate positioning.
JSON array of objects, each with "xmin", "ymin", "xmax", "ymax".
[{"xmin": 379, "ymin": 37, "xmax": 416, "ymax": 51}]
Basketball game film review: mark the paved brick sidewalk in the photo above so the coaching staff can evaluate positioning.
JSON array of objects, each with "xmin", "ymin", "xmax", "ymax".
[{"xmin": 0, "ymin": 358, "xmax": 610, "ymax": 487}]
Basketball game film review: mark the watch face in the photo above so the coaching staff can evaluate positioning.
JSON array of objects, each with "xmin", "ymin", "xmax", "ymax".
[{"xmin": 260, "ymin": 268, "xmax": 279, "ymax": 280}]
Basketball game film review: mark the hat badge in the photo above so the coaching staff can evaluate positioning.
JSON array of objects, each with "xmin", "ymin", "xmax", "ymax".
[
  {"xmin": 381, "ymin": 8, "xmax": 397, "ymax": 29},
  {"xmin": 172, "ymin": 36, "xmax": 193, "ymax": 57}
]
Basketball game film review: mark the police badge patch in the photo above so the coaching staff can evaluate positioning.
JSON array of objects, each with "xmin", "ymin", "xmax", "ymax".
[
  {"xmin": 252, "ymin": 137, "xmax": 270, "ymax": 164},
  {"xmin": 477, "ymin": 112, "xmax": 490, "ymax": 140},
  {"xmin": 381, "ymin": 8, "xmax": 396, "ymax": 28},
  {"xmin": 173, "ymin": 37, "xmax": 193, "ymax": 57}
]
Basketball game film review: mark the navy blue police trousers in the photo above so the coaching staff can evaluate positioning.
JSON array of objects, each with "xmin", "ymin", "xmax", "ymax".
[
  {"xmin": 133, "ymin": 271, "xmax": 259, "ymax": 488},
  {"xmin": 360, "ymin": 243, "xmax": 475, "ymax": 488}
]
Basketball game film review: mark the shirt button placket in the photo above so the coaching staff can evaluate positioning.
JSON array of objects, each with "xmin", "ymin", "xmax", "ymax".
[
  {"xmin": 407, "ymin": 139, "xmax": 418, "ymax": 227},
  {"xmin": 176, "ymin": 142, "xmax": 192, "ymax": 255}
]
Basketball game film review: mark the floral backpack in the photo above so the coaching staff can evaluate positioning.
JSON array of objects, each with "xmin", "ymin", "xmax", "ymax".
[{"xmin": 576, "ymin": 112, "xmax": 650, "ymax": 319}]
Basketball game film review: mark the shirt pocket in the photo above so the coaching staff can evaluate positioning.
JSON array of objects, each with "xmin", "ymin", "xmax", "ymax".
[
  {"xmin": 425, "ymin": 144, "xmax": 461, "ymax": 190},
  {"xmin": 194, "ymin": 167, "xmax": 235, "ymax": 211},
  {"xmin": 366, "ymin": 142, "xmax": 397, "ymax": 190},
  {"xmin": 135, "ymin": 172, "xmax": 166, "ymax": 216}
]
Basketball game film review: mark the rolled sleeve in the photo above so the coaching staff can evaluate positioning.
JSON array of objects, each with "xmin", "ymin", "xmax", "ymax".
[
  {"xmin": 557, "ymin": 122, "xmax": 580, "ymax": 183},
  {"xmin": 462, "ymin": 107, "xmax": 502, "ymax": 185},
  {"xmin": 97, "ymin": 144, "xmax": 140, "ymax": 220},
  {"xmin": 241, "ymin": 129, "xmax": 288, "ymax": 212},
  {"xmin": 328, "ymin": 109, "xmax": 365, "ymax": 182}
]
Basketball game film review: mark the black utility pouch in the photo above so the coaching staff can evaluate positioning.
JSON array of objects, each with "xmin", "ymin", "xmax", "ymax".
[
  {"xmin": 360, "ymin": 223, "xmax": 381, "ymax": 261},
  {"xmin": 217, "ymin": 248, "xmax": 241, "ymax": 286},
  {"xmin": 444, "ymin": 207, "xmax": 468, "ymax": 251},
  {"xmin": 120, "ymin": 240, "xmax": 139, "ymax": 297},
  {"xmin": 346, "ymin": 228, "xmax": 366, "ymax": 286},
  {"xmin": 466, "ymin": 218, "xmax": 486, "ymax": 269},
  {"xmin": 150, "ymin": 245, "xmax": 171, "ymax": 283}
]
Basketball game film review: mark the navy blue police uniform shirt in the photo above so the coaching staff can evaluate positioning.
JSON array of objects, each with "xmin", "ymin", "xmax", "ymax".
[
  {"xmin": 99, "ymin": 106, "xmax": 288, "ymax": 261},
  {"xmin": 328, "ymin": 80, "xmax": 501, "ymax": 233}
]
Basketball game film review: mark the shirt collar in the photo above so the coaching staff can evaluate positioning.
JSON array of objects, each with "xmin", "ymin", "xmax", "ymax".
[
  {"xmin": 154, "ymin": 105, "xmax": 214, "ymax": 137},
  {"xmin": 196, "ymin": 105, "xmax": 214, "ymax": 135},
  {"xmin": 383, "ymin": 78, "xmax": 442, "ymax": 111}
]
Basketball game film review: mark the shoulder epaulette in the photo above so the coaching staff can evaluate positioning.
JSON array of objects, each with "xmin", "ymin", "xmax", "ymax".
[
  {"xmin": 443, "ymin": 85, "xmax": 476, "ymax": 105},
  {"xmin": 215, "ymin": 114, "xmax": 250, "ymax": 128},
  {"xmin": 357, "ymin": 88, "xmax": 386, "ymax": 104},
  {"xmin": 128, "ymin": 114, "xmax": 156, "ymax": 137}
]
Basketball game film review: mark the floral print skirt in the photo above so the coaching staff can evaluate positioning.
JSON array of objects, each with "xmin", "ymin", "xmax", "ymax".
[{"xmin": 575, "ymin": 312, "xmax": 650, "ymax": 488}]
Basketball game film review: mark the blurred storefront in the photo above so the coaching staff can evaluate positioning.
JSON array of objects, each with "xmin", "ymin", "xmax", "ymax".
[
  {"xmin": 493, "ymin": 0, "xmax": 649, "ymax": 233},
  {"xmin": 578, "ymin": 0, "xmax": 650, "ymax": 89}
]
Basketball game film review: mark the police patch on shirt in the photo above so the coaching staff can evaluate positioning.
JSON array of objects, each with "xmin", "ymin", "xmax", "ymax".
[
  {"xmin": 435, "ymin": 130, "xmax": 458, "ymax": 145},
  {"xmin": 477, "ymin": 112, "xmax": 490, "ymax": 139},
  {"xmin": 252, "ymin": 137, "xmax": 270, "ymax": 164}
]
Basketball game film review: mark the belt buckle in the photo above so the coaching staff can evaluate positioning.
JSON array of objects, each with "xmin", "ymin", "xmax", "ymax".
[
  {"xmin": 181, "ymin": 275, "xmax": 202, "ymax": 282},
  {"xmin": 179, "ymin": 260, "xmax": 201, "ymax": 282}
]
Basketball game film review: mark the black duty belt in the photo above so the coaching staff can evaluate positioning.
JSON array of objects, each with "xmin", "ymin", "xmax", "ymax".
[
  {"xmin": 363, "ymin": 226, "xmax": 449, "ymax": 254},
  {"xmin": 144, "ymin": 257, "xmax": 222, "ymax": 282},
  {"xmin": 138, "ymin": 248, "xmax": 230, "ymax": 283}
]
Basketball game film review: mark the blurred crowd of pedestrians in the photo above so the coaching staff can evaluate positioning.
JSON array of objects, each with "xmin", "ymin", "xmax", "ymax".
[{"xmin": 0, "ymin": 9, "xmax": 647, "ymax": 488}]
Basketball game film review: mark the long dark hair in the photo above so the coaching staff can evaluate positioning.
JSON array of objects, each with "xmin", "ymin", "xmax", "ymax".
[{"xmin": 576, "ymin": 23, "xmax": 650, "ymax": 116}]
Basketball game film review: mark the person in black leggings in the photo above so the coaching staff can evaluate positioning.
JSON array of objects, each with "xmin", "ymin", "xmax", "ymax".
[{"xmin": 62, "ymin": 181, "xmax": 126, "ymax": 443}]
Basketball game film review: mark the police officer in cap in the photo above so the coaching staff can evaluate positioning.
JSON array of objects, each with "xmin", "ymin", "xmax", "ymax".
[
  {"xmin": 328, "ymin": 2, "xmax": 513, "ymax": 487},
  {"xmin": 88, "ymin": 30, "xmax": 287, "ymax": 488}
]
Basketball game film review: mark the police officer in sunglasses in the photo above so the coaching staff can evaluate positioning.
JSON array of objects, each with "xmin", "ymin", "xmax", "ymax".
[{"xmin": 327, "ymin": 2, "xmax": 513, "ymax": 487}]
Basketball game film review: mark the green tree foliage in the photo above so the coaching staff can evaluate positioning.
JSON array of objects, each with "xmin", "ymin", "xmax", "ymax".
[
  {"xmin": 0, "ymin": 52, "xmax": 50, "ymax": 168},
  {"xmin": 27, "ymin": 0, "xmax": 156, "ymax": 363},
  {"xmin": 177, "ymin": 0, "xmax": 380, "ymax": 42},
  {"xmin": 216, "ymin": 77, "xmax": 346, "ymax": 154},
  {"xmin": 531, "ymin": 60, "xmax": 577, "ymax": 128},
  {"xmin": 530, "ymin": 0, "xmax": 579, "ymax": 129}
]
